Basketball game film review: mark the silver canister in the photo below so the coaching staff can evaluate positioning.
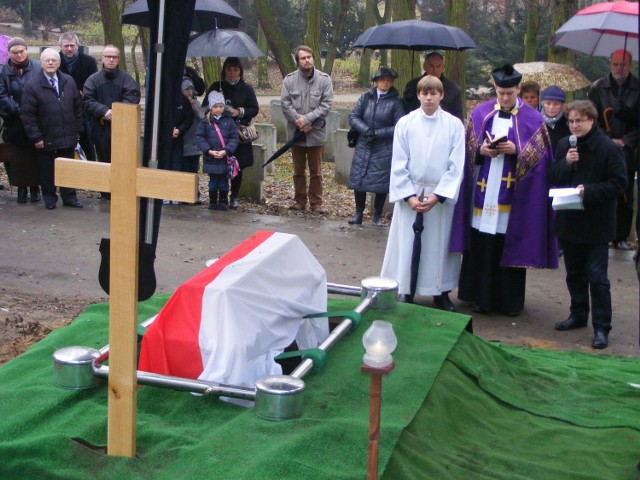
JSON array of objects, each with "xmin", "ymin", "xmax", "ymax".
[
  {"xmin": 52, "ymin": 346, "xmax": 101, "ymax": 390},
  {"xmin": 254, "ymin": 375, "xmax": 305, "ymax": 421},
  {"xmin": 360, "ymin": 276, "xmax": 398, "ymax": 312}
]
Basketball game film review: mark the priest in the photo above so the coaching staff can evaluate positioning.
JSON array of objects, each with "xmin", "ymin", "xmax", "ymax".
[
  {"xmin": 457, "ymin": 64, "xmax": 558, "ymax": 316},
  {"xmin": 381, "ymin": 75, "xmax": 466, "ymax": 311}
]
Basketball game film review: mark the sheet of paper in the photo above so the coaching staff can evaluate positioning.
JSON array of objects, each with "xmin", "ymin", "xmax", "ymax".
[{"xmin": 549, "ymin": 188, "xmax": 583, "ymax": 210}]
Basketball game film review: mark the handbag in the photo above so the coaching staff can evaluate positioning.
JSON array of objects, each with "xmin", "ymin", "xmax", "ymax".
[
  {"xmin": 238, "ymin": 122, "xmax": 260, "ymax": 144},
  {"xmin": 213, "ymin": 122, "xmax": 240, "ymax": 179},
  {"xmin": 347, "ymin": 127, "xmax": 359, "ymax": 148}
]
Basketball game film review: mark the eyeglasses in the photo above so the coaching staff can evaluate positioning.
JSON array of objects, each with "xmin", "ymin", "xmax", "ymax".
[
  {"xmin": 567, "ymin": 118, "xmax": 590, "ymax": 125},
  {"xmin": 43, "ymin": 58, "xmax": 60, "ymax": 64}
]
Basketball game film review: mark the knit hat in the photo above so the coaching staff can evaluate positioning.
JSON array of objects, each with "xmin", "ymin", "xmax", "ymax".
[
  {"xmin": 181, "ymin": 78, "xmax": 194, "ymax": 92},
  {"xmin": 491, "ymin": 64, "xmax": 522, "ymax": 88},
  {"xmin": 7, "ymin": 37, "xmax": 27, "ymax": 50},
  {"xmin": 540, "ymin": 85, "xmax": 566, "ymax": 103},
  {"xmin": 207, "ymin": 90, "xmax": 225, "ymax": 106}
]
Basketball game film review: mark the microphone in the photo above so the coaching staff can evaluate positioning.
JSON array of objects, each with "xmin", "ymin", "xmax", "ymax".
[{"xmin": 569, "ymin": 135, "xmax": 577, "ymax": 171}]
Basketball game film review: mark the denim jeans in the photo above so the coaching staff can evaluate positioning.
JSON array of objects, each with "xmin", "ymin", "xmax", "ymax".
[{"xmin": 560, "ymin": 240, "xmax": 612, "ymax": 332}]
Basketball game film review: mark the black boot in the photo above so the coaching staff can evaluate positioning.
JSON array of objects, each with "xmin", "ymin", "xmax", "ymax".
[
  {"xmin": 217, "ymin": 191, "xmax": 229, "ymax": 211},
  {"xmin": 433, "ymin": 292, "xmax": 456, "ymax": 312},
  {"xmin": 372, "ymin": 193, "xmax": 386, "ymax": 226},
  {"xmin": 348, "ymin": 211, "xmax": 363, "ymax": 225},
  {"xmin": 372, "ymin": 214, "xmax": 383, "ymax": 226},
  {"xmin": 208, "ymin": 190, "xmax": 218, "ymax": 210},
  {"xmin": 229, "ymin": 194, "xmax": 239, "ymax": 209},
  {"xmin": 17, "ymin": 187, "xmax": 28, "ymax": 204},
  {"xmin": 29, "ymin": 186, "xmax": 40, "ymax": 202}
]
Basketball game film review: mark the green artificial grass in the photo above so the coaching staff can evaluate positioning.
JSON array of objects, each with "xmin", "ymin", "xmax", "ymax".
[{"xmin": 0, "ymin": 295, "xmax": 469, "ymax": 479}]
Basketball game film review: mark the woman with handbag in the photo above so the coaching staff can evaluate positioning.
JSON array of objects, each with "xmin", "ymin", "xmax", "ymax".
[
  {"xmin": 347, "ymin": 67, "xmax": 405, "ymax": 226},
  {"xmin": 204, "ymin": 57, "xmax": 259, "ymax": 209}
]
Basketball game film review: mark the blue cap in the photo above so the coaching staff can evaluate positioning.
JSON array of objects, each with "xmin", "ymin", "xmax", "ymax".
[{"xmin": 541, "ymin": 85, "xmax": 566, "ymax": 102}]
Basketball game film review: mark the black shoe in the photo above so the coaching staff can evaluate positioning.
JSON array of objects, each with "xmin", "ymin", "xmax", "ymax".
[
  {"xmin": 29, "ymin": 187, "xmax": 40, "ymax": 202},
  {"xmin": 471, "ymin": 303, "xmax": 492, "ymax": 315},
  {"xmin": 434, "ymin": 293, "xmax": 456, "ymax": 312},
  {"xmin": 592, "ymin": 329, "xmax": 608, "ymax": 349},
  {"xmin": 229, "ymin": 196, "xmax": 239, "ymax": 209},
  {"xmin": 554, "ymin": 315, "xmax": 588, "ymax": 331},
  {"xmin": 216, "ymin": 203, "xmax": 228, "ymax": 211},
  {"xmin": 45, "ymin": 203, "xmax": 56, "ymax": 210},
  {"xmin": 17, "ymin": 187, "xmax": 28, "ymax": 204},
  {"xmin": 372, "ymin": 214, "xmax": 383, "ymax": 227},
  {"xmin": 63, "ymin": 199, "xmax": 83, "ymax": 208},
  {"xmin": 348, "ymin": 212, "xmax": 363, "ymax": 225},
  {"xmin": 400, "ymin": 294, "xmax": 414, "ymax": 304},
  {"xmin": 208, "ymin": 203, "xmax": 217, "ymax": 210}
]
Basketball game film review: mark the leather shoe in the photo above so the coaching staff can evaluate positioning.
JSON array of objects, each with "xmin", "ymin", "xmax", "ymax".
[
  {"xmin": 554, "ymin": 315, "xmax": 588, "ymax": 331},
  {"xmin": 289, "ymin": 203, "xmax": 305, "ymax": 211},
  {"xmin": 471, "ymin": 303, "xmax": 490, "ymax": 315},
  {"xmin": 311, "ymin": 205, "xmax": 326, "ymax": 214},
  {"xmin": 30, "ymin": 187, "xmax": 40, "ymax": 202},
  {"xmin": 63, "ymin": 199, "xmax": 83, "ymax": 208},
  {"xmin": 372, "ymin": 214, "xmax": 383, "ymax": 227},
  {"xmin": 400, "ymin": 294, "xmax": 414, "ymax": 304},
  {"xmin": 592, "ymin": 329, "xmax": 608, "ymax": 349},
  {"xmin": 434, "ymin": 293, "xmax": 456, "ymax": 312},
  {"xmin": 45, "ymin": 203, "xmax": 56, "ymax": 210},
  {"xmin": 17, "ymin": 187, "xmax": 28, "ymax": 204},
  {"xmin": 348, "ymin": 212, "xmax": 363, "ymax": 225}
]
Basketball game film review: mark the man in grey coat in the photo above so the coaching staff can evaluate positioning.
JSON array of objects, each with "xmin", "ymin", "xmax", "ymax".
[{"xmin": 280, "ymin": 45, "xmax": 333, "ymax": 213}]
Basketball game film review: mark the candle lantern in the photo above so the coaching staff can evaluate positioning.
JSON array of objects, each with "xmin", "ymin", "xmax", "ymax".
[{"xmin": 362, "ymin": 320, "xmax": 397, "ymax": 368}]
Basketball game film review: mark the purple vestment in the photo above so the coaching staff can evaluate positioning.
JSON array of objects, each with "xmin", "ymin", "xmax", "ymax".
[{"xmin": 459, "ymin": 99, "xmax": 558, "ymax": 269}]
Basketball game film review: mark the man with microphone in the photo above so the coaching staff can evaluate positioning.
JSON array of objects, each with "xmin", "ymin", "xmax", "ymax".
[{"xmin": 548, "ymin": 100, "xmax": 627, "ymax": 349}]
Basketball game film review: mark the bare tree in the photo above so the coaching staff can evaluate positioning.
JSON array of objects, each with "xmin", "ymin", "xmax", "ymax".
[
  {"xmin": 303, "ymin": 0, "xmax": 322, "ymax": 64},
  {"xmin": 255, "ymin": 0, "xmax": 295, "ymax": 77},
  {"xmin": 22, "ymin": 0, "xmax": 33, "ymax": 36},
  {"xmin": 390, "ymin": 0, "xmax": 416, "ymax": 95},
  {"xmin": 256, "ymin": 23, "xmax": 271, "ymax": 89},
  {"xmin": 357, "ymin": 0, "xmax": 384, "ymax": 86},
  {"xmin": 98, "ymin": 0, "xmax": 125, "ymax": 70},
  {"xmin": 524, "ymin": 0, "xmax": 542, "ymax": 61},
  {"xmin": 547, "ymin": 0, "xmax": 578, "ymax": 64},
  {"xmin": 323, "ymin": 0, "xmax": 350, "ymax": 75},
  {"xmin": 446, "ymin": 0, "xmax": 468, "ymax": 118}
]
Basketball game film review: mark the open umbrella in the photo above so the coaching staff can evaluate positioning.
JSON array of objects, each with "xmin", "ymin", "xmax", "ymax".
[
  {"xmin": 552, "ymin": 1, "xmax": 639, "ymax": 59},
  {"xmin": 122, "ymin": 0, "xmax": 241, "ymax": 30},
  {"xmin": 353, "ymin": 19, "xmax": 476, "ymax": 51},
  {"xmin": 491, "ymin": 62, "xmax": 591, "ymax": 92},
  {"xmin": 187, "ymin": 28, "xmax": 265, "ymax": 58}
]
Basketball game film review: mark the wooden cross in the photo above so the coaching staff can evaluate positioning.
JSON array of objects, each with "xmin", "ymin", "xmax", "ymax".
[{"xmin": 55, "ymin": 103, "xmax": 198, "ymax": 457}]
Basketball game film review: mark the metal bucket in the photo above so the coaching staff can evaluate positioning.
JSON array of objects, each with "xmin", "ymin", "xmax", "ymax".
[
  {"xmin": 254, "ymin": 375, "xmax": 305, "ymax": 421},
  {"xmin": 361, "ymin": 276, "xmax": 398, "ymax": 312},
  {"xmin": 52, "ymin": 346, "xmax": 100, "ymax": 390}
]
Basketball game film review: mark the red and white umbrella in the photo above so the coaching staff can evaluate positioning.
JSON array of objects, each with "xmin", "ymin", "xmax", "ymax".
[{"xmin": 552, "ymin": 1, "xmax": 639, "ymax": 59}]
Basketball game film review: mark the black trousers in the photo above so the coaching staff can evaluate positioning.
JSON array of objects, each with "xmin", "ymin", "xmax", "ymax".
[
  {"xmin": 458, "ymin": 228, "xmax": 526, "ymax": 315},
  {"xmin": 37, "ymin": 147, "xmax": 77, "ymax": 205},
  {"xmin": 560, "ymin": 240, "xmax": 612, "ymax": 332},
  {"xmin": 354, "ymin": 190, "xmax": 387, "ymax": 215}
]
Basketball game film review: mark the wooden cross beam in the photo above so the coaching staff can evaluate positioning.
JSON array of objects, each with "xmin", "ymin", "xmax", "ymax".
[{"xmin": 55, "ymin": 103, "xmax": 198, "ymax": 457}]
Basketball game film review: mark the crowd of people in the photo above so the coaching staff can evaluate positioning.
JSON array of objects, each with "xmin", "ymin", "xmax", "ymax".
[{"xmin": 0, "ymin": 35, "xmax": 637, "ymax": 350}]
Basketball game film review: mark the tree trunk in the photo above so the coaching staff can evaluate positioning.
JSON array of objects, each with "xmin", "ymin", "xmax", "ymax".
[
  {"xmin": 323, "ymin": 0, "xmax": 350, "ymax": 76},
  {"xmin": 255, "ymin": 0, "xmax": 295, "ymax": 77},
  {"xmin": 548, "ymin": 0, "xmax": 577, "ymax": 64},
  {"xmin": 446, "ymin": 0, "xmax": 468, "ymax": 119},
  {"xmin": 357, "ymin": 0, "xmax": 378, "ymax": 86},
  {"xmin": 98, "ymin": 0, "xmax": 126, "ymax": 71},
  {"xmin": 378, "ymin": 0, "xmax": 392, "ymax": 69},
  {"xmin": 202, "ymin": 57, "xmax": 222, "ymax": 88},
  {"xmin": 389, "ymin": 0, "xmax": 415, "ymax": 96},
  {"xmin": 257, "ymin": 23, "xmax": 271, "ymax": 89},
  {"xmin": 22, "ymin": 0, "xmax": 33, "ymax": 36},
  {"xmin": 523, "ymin": 0, "xmax": 541, "ymax": 62},
  {"xmin": 303, "ymin": 0, "xmax": 322, "ymax": 68}
]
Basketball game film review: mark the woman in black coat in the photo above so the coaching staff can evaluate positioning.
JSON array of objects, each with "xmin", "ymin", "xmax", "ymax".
[
  {"xmin": 204, "ymin": 57, "xmax": 259, "ymax": 209},
  {"xmin": 347, "ymin": 67, "xmax": 405, "ymax": 226}
]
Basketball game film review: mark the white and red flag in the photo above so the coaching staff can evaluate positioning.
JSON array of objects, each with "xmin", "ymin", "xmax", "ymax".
[{"xmin": 138, "ymin": 230, "xmax": 328, "ymax": 388}]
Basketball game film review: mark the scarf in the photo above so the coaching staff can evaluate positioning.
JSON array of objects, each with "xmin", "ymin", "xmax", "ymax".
[
  {"xmin": 62, "ymin": 51, "xmax": 79, "ymax": 73},
  {"xmin": 10, "ymin": 59, "xmax": 29, "ymax": 77},
  {"xmin": 542, "ymin": 111, "xmax": 564, "ymax": 129}
]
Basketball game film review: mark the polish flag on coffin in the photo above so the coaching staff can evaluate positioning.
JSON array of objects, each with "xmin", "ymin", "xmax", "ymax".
[{"xmin": 138, "ymin": 230, "xmax": 329, "ymax": 387}]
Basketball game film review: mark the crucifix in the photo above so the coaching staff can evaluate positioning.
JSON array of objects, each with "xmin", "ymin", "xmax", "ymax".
[{"xmin": 55, "ymin": 103, "xmax": 198, "ymax": 457}]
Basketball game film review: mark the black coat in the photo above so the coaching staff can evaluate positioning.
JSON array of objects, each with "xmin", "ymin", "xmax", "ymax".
[
  {"xmin": 348, "ymin": 87, "xmax": 404, "ymax": 193},
  {"xmin": 545, "ymin": 114, "xmax": 571, "ymax": 153},
  {"xmin": 0, "ymin": 59, "xmax": 42, "ymax": 145},
  {"xmin": 82, "ymin": 68, "xmax": 141, "ymax": 144},
  {"xmin": 58, "ymin": 51, "xmax": 98, "ymax": 91},
  {"xmin": 20, "ymin": 71, "xmax": 83, "ymax": 150},
  {"xmin": 402, "ymin": 73, "xmax": 464, "ymax": 121},
  {"xmin": 204, "ymin": 79, "xmax": 259, "ymax": 169},
  {"xmin": 548, "ymin": 126, "xmax": 627, "ymax": 244}
]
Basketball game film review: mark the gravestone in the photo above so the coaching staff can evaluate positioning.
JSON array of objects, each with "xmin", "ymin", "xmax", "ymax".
[
  {"xmin": 334, "ymin": 128, "xmax": 352, "ymax": 185},
  {"xmin": 322, "ymin": 110, "xmax": 340, "ymax": 163},
  {"xmin": 337, "ymin": 108, "xmax": 352, "ymax": 129},
  {"xmin": 238, "ymin": 143, "xmax": 265, "ymax": 202},
  {"xmin": 269, "ymin": 99, "xmax": 288, "ymax": 143},
  {"xmin": 254, "ymin": 123, "xmax": 277, "ymax": 174}
]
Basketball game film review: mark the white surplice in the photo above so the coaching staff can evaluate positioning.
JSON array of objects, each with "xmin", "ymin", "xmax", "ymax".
[{"xmin": 381, "ymin": 107, "xmax": 465, "ymax": 296}]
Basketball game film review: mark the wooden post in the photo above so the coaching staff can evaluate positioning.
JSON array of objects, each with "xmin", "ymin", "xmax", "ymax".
[
  {"xmin": 361, "ymin": 362, "xmax": 395, "ymax": 480},
  {"xmin": 55, "ymin": 103, "xmax": 198, "ymax": 457}
]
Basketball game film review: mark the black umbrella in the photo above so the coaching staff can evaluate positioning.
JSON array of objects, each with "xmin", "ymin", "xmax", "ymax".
[
  {"xmin": 262, "ymin": 118, "xmax": 326, "ymax": 168},
  {"xmin": 98, "ymin": 0, "xmax": 198, "ymax": 301},
  {"xmin": 122, "ymin": 0, "xmax": 241, "ymax": 30},
  {"xmin": 409, "ymin": 189, "xmax": 426, "ymax": 302},
  {"xmin": 353, "ymin": 19, "xmax": 477, "ymax": 51},
  {"xmin": 187, "ymin": 28, "xmax": 265, "ymax": 58}
]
